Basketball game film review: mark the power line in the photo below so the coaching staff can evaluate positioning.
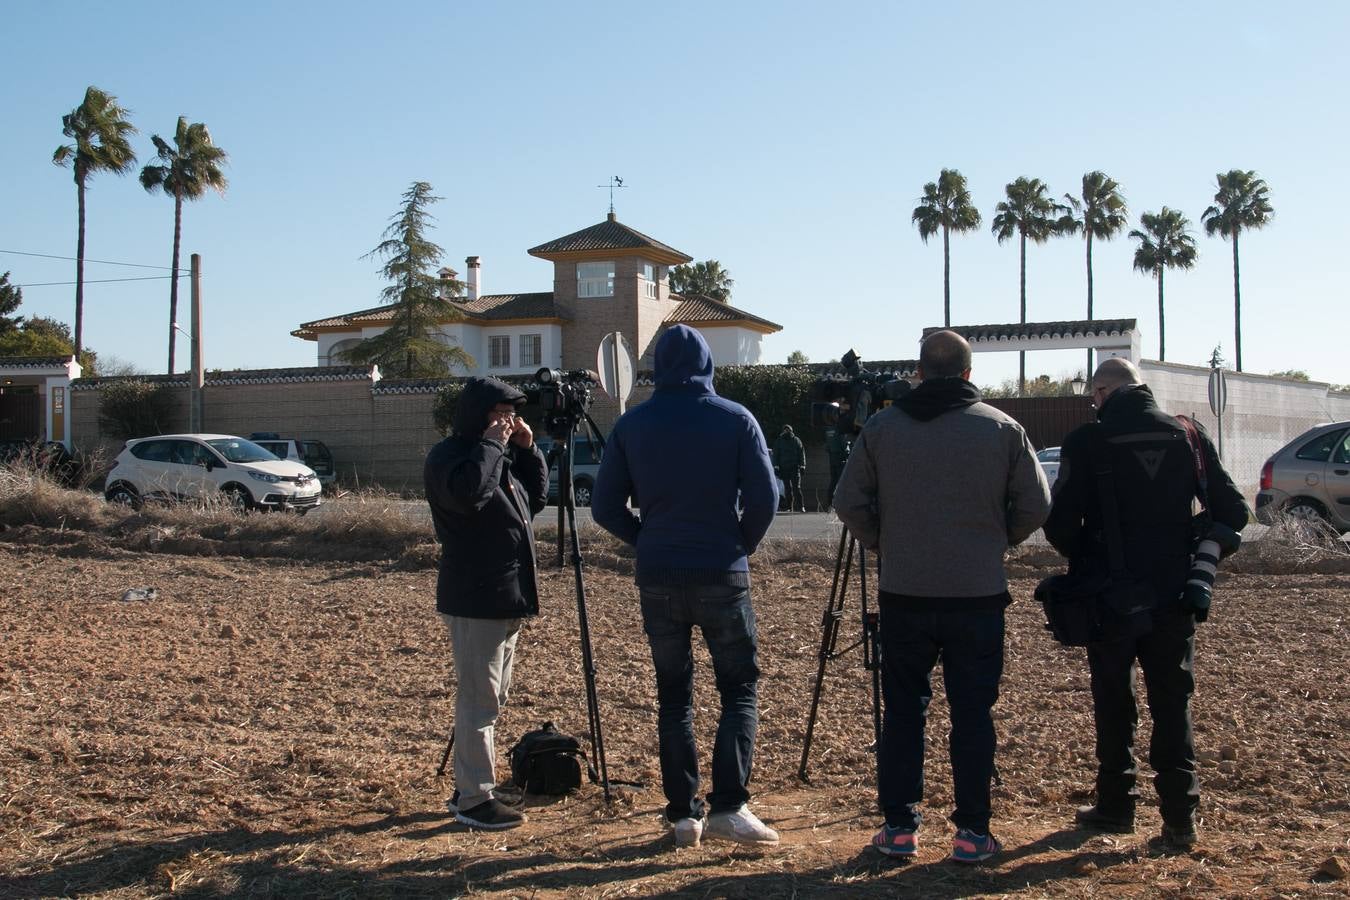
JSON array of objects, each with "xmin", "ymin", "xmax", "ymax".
[
  {"xmin": 0, "ymin": 249, "xmax": 178, "ymax": 271},
  {"xmin": 15, "ymin": 275, "xmax": 180, "ymax": 287}
]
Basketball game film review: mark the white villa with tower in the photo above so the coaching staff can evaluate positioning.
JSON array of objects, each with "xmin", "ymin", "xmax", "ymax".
[{"xmin": 291, "ymin": 213, "xmax": 783, "ymax": 376}]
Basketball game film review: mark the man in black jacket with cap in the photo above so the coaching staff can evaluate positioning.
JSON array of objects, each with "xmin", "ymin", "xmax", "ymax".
[
  {"xmin": 1044, "ymin": 358, "xmax": 1248, "ymax": 848},
  {"xmin": 425, "ymin": 376, "xmax": 548, "ymax": 830}
]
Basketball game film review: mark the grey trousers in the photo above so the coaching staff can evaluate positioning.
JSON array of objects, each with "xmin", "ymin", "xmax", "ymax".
[{"xmin": 441, "ymin": 614, "xmax": 521, "ymax": 810}]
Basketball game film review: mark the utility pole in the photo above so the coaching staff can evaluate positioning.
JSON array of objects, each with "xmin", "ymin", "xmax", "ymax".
[{"xmin": 189, "ymin": 253, "xmax": 204, "ymax": 432}]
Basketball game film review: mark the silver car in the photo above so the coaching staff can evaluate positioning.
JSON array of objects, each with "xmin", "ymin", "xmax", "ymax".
[{"xmin": 1255, "ymin": 421, "xmax": 1350, "ymax": 531}]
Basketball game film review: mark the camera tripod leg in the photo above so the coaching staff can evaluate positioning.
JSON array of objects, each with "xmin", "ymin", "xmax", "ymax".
[
  {"xmin": 857, "ymin": 546, "xmax": 883, "ymax": 755},
  {"xmin": 798, "ymin": 526, "xmax": 855, "ymax": 782},
  {"xmin": 436, "ymin": 727, "xmax": 454, "ymax": 778},
  {"xmin": 565, "ymin": 469, "xmax": 612, "ymax": 803}
]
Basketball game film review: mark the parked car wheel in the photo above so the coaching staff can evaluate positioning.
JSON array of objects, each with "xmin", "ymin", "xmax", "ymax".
[
  {"xmin": 222, "ymin": 484, "xmax": 253, "ymax": 512},
  {"xmin": 573, "ymin": 478, "xmax": 593, "ymax": 507},
  {"xmin": 105, "ymin": 482, "xmax": 142, "ymax": 510},
  {"xmin": 1285, "ymin": 498, "xmax": 1328, "ymax": 523}
]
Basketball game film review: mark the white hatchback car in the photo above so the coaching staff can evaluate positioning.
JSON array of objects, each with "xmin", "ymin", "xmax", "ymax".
[
  {"xmin": 104, "ymin": 433, "xmax": 323, "ymax": 514},
  {"xmin": 1037, "ymin": 446, "xmax": 1062, "ymax": 487}
]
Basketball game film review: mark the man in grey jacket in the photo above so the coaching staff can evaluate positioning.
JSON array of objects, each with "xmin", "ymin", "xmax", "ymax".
[{"xmin": 834, "ymin": 330, "xmax": 1051, "ymax": 864}]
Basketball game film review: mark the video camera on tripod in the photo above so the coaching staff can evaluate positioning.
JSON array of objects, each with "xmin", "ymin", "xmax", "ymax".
[
  {"xmin": 810, "ymin": 349, "xmax": 912, "ymax": 435},
  {"xmin": 534, "ymin": 367, "xmax": 600, "ymax": 438},
  {"xmin": 798, "ymin": 350, "xmax": 910, "ymax": 792}
]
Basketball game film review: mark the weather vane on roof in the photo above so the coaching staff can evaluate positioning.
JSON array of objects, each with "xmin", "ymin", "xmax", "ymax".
[{"xmin": 597, "ymin": 176, "xmax": 625, "ymax": 215}]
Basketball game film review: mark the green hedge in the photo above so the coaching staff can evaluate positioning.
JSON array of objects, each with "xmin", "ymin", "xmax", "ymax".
[
  {"xmin": 97, "ymin": 381, "xmax": 178, "ymax": 439},
  {"xmin": 714, "ymin": 365, "xmax": 817, "ymax": 439}
]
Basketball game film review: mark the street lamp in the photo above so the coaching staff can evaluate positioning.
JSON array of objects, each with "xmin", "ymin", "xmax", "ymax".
[
  {"xmin": 1070, "ymin": 373, "xmax": 1087, "ymax": 396},
  {"xmin": 172, "ymin": 321, "xmax": 204, "ymax": 433}
]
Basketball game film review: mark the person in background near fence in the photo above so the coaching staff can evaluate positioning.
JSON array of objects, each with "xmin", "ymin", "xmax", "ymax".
[
  {"xmin": 772, "ymin": 424, "xmax": 807, "ymax": 512},
  {"xmin": 825, "ymin": 420, "xmax": 853, "ymax": 510},
  {"xmin": 833, "ymin": 329, "xmax": 1051, "ymax": 864},
  {"xmin": 424, "ymin": 376, "xmax": 549, "ymax": 831},
  {"xmin": 1043, "ymin": 357, "xmax": 1248, "ymax": 848},
  {"xmin": 591, "ymin": 324, "xmax": 780, "ymax": 849}
]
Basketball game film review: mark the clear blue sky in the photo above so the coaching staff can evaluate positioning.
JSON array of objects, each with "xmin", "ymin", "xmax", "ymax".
[{"xmin": 3, "ymin": 1, "xmax": 1346, "ymax": 387}]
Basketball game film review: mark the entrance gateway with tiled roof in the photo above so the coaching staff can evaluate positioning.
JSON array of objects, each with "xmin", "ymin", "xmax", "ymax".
[
  {"xmin": 0, "ymin": 356, "xmax": 81, "ymax": 447},
  {"xmin": 921, "ymin": 318, "xmax": 1141, "ymax": 366},
  {"xmin": 292, "ymin": 213, "xmax": 782, "ymax": 377}
]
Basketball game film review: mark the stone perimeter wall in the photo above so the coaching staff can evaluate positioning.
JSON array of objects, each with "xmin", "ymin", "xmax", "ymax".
[{"xmin": 71, "ymin": 364, "xmax": 1347, "ymax": 503}]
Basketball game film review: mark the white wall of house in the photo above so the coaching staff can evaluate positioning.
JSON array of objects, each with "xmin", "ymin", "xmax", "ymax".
[
  {"xmin": 317, "ymin": 324, "xmax": 562, "ymax": 376},
  {"xmin": 696, "ymin": 326, "xmax": 765, "ymax": 366},
  {"xmin": 470, "ymin": 323, "xmax": 562, "ymax": 376}
]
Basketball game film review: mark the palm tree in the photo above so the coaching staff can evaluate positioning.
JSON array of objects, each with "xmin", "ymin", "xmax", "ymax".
[
  {"xmin": 140, "ymin": 117, "xmax": 229, "ymax": 374},
  {"xmin": 1201, "ymin": 170, "xmax": 1273, "ymax": 372},
  {"xmin": 991, "ymin": 177, "xmax": 1064, "ymax": 393},
  {"xmin": 1129, "ymin": 208, "xmax": 1198, "ymax": 362},
  {"xmin": 1061, "ymin": 171, "xmax": 1129, "ymax": 375},
  {"xmin": 911, "ymin": 168, "xmax": 982, "ymax": 327},
  {"xmin": 52, "ymin": 86, "xmax": 137, "ymax": 359},
  {"xmin": 670, "ymin": 260, "xmax": 734, "ymax": 302}
]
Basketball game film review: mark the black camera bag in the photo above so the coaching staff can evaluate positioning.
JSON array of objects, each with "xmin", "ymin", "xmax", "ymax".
[
  {"xmin": 508, "ymin": 722, "xmax": 588, "ymax": 795},
  {"xmin": 1037, "ymin": 572, "xmax": 1154, "ymax": 647},
  {"xmin": 1039, "ymin": 457, "xmax": 1155, "ymax": 647}
]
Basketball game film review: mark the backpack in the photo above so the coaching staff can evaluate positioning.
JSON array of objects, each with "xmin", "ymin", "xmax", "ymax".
[{"xmin": 508, "ymin": 722, "xmax": 590, "ymax": 795}]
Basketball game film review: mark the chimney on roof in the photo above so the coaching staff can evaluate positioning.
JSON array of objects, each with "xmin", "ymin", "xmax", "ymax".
[
  {"xmin": 465, "ymin": 256, "xmax": 481, "ymax": 301},
  {"xmin": 437, "ymin": 267, "xmax": 458, "ymax": 299}
]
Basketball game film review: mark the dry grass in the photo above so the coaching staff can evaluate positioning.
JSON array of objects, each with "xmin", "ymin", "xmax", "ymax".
[{"xmin": 1, "ymin": 525, "xmax": 1348, "ymax": 898}]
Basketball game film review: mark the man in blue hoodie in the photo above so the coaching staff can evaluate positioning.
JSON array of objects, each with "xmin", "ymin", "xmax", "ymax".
[{"xmin": 592, "ymin": 325, "xmax": 780, "ymax": 848}]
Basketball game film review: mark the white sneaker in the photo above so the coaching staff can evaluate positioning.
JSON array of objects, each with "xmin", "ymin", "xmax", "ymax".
[
  {"xmin": 705, "ymin": 805, "xmax": 779, "ymax": 844},
  {"xmin": 672, "ymin": 816, "xmax": 703, "ymax": 847}
]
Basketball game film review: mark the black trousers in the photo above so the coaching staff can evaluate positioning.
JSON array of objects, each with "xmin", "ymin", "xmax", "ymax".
[
  {"xmin": 783, "ymin": 469, "xmax": 805, "ymax": 511},
  {"xmin": 1086, "ymin": 608, "xmax": 1199, "ymax": 826}
]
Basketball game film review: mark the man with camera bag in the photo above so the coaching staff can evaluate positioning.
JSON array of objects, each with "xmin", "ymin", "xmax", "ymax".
[
  {"xmin": 1043, "ymin": 358, "xmax": 1247, "ymax": 848},
  {"xmin": 425, "ymin": 376, "xmax": 549, "ymax": 831},
  {"xmin": 833, "ymin": 330, "xmax": 1050, "ymax": 863},
  {"xmin": 592, "ymin": 324, "xmax": 780, "ymax": 848}
]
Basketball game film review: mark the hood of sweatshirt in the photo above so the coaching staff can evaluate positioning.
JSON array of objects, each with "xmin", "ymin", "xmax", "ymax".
[
  {"xmin": 654, "ymin": 325, "xmax": 715, "ymax": 393},
  {"xmin": 453, "ymin": 376, "xmax": 526, "ymax": 437},
  {"xmin": 895, "ymin": 377, "xmax": 982, "ymax": 422}
]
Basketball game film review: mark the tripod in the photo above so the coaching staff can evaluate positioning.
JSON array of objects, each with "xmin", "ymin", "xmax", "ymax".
[
  {"xmin": 554, "ymin": 409, "xmax": 604, "ymax": 568},
  {"xmin": 798, "ymin": 524, "xmax": 883, "ymax": 784},
  {"xmin": 553, "ymin": 410, "xmax": 614, "ymax": 802}
]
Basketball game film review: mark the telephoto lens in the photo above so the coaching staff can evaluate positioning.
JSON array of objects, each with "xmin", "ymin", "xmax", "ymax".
[{"xmin": 1181, "ymin": 523, "xmax": 1243, "ymax": 622}]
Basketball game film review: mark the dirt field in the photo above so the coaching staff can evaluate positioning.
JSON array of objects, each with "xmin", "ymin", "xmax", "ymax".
[{"xmin": 2, "ymin": 514, "xmax": 1349, "ymax": 898}]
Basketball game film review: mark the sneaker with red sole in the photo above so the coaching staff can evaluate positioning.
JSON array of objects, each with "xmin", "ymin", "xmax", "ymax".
[
  {"xmin": 871, "ymin": 824, "xmax": 918, "ymax": 858},
  {"xmin": 950, "ymin": 828, "xmax": 1001, "ymax": 864}
]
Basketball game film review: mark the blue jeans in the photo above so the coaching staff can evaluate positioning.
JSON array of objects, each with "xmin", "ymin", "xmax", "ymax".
[
  {"xmin": 878, "ymin": 605, "xmax": 1005, "ymax": 834},
  {"xmin": 639, "ymin": 582, "xmax": 760, "ymax": 822}
]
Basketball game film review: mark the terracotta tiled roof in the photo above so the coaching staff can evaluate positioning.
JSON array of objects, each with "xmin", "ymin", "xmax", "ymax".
[
  {"xmin": 292, "ymin": 293, "xmax": 562, "ymax": 339},
  {"xmin": 528, "ymin": 214, "xmax": 692, "ymax": 264},
  {"xmin": 666, "ymin": 294, "xmax": 782, "ymax": 333},
  {"xmin": 923, "ymin": 319, "xmax": 1137, "ymax": 342},
  {"xmin": 0, "ymin": 356, "xmax": 72, "ymax": 368}
]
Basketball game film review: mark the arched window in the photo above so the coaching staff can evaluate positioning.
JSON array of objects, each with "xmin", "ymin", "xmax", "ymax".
[{"xmin": 326, "ymin": 338, "xmax": 363, "ymax": 366}]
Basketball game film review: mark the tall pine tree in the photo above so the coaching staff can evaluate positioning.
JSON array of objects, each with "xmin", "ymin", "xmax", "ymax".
[{"xmin": 343, "ymin": 182, "xmax": 473, "ymax": 378}]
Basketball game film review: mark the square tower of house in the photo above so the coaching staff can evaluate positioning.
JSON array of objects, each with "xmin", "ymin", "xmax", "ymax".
[{"xmin": 528, "ymin": 211, "xmax": 692, "ymax": 371}]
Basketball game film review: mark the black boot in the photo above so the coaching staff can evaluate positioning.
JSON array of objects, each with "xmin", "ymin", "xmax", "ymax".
[
  {"xmin": 1160, "ymin": 820, "xmax": 1197, "ymax": 848},
  {"xmin": 1074, "ymin": 804, "xmax": 1135, "ymax": 834}
]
